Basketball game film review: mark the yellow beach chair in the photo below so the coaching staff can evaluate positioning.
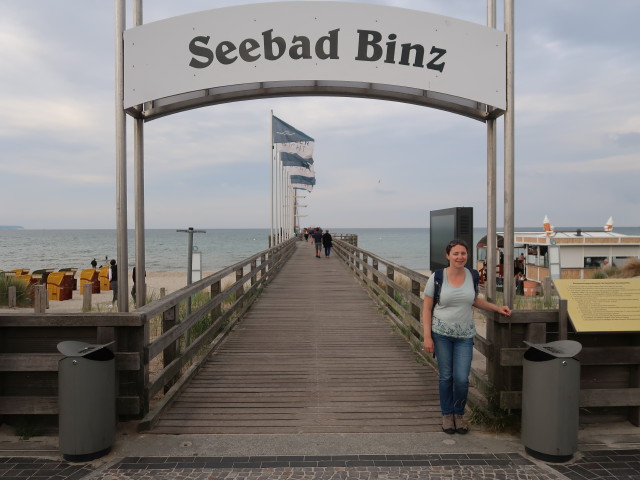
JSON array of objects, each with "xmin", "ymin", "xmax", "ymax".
[
  {"xmin": 99, "ymin": 266, "xmax": 111, "ymax": 291},
  {"xmin": 79, "ymin": 269, "xmax": 100, "ymax": 294}
]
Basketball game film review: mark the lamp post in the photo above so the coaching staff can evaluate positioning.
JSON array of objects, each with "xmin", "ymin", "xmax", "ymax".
[
  {"xmin": 177, "ymin": 227, "xmax": 206, "ymax": 345},
  {"xmin": 177, "ymin": 227, "xmax": 206, "ymax": 286}
]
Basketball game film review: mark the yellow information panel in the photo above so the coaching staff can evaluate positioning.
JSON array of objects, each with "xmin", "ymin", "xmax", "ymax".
[{"xmin": 554, "ymin": 278, "xmax": 640, "ymax": 332}]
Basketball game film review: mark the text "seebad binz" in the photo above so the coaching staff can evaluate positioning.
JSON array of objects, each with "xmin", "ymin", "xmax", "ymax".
[{"xmin": 188, "ymin": 29, "xmax": 446, "ymax": 72}]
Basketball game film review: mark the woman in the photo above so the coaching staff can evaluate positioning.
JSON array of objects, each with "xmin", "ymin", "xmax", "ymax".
[{"xmin": 423, "ymin": 239, "xmax": 511, "ymax": 434}]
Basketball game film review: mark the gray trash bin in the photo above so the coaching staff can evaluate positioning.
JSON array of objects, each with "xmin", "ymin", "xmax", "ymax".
[
  {"xmin": 57, "ymin": 340, "xmax": 116, "ymax": 462},
  {"xmin": 521, "ymin": 339, "xmax": 582, "ymax": 462}
]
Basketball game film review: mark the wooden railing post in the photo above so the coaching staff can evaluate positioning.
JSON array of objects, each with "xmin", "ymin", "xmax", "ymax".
[
  {"xmin": 411, "ymin": 279, "xmax": 421, "ymax": 322},
  {"xmin": 372, "ymin": 259, "xmax": 379, "ymax": 288},
  {"xmin": 631, "ymin": 335, "xmax": 640, "ymax": 426},
  {"xmin": 251, "ymin": 260, "xmax": 257, "ymax": 286},
  {"xmin": 485, "ymin": 311, "xmax": 510, "ymax": 401},
  {"xmin": 386, "ymin": 266, "xmax": 394, "ymax": 299},
  {"xmin": 558, "ymin": 298, "xmax": 568, "ymax": 340},
  {"xmin": 163, "ymin": 305, "xmax": 178, "ymax": 393},
  {"xmin": 260, "ymin": 253, "xmax": 267, "ymax": 280},
  {"xmin": 82, "ymin": 286, "xmax": 92, "ymax": 311},
  {"xmin": 236, "ymin": 267, "xmax": 244, "ymax": 306},
  {"xmin": 34, "ymin": 285, "xmax": 46, "ymax": 313},
  {"xmin": 543, "ymin": 276, "xmax": 553, "ymax": 304},
  {"xmin": 8, "ymin": 286, "xmax": 16, "ymax": 308},
  {"xmin": 211, "ymin": 279, "xmax": 222, "ymax": 320}
]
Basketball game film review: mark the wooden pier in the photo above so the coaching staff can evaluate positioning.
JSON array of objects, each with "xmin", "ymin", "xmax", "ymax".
[{"xmin": 151, "ymin": 241, "xmax": 441, "ymax": 434}]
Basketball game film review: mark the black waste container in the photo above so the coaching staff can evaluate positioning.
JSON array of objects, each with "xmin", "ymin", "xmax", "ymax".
[
  {"xmin": 521, "ymin": 340, "xmax": 582, "ymax": 462},
  {"xmin": 57, "ymin": 340, "xmax": 116, "ymax": 462}
]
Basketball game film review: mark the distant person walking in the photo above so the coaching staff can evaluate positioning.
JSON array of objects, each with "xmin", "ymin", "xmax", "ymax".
[
  {"xmin": 322, "ymin": 229, "xmax": 333, "ymax": 258},
  {"xmin": 91, "ymin": 258, "xmax": 97, "ymax": 268},
  {"xmin": 312, "ymin": 228, "xmax": 323, "ymax": 258},
  {"xmin": 108, "ymin": 259, "xmax": 118, "ymax": 303}
]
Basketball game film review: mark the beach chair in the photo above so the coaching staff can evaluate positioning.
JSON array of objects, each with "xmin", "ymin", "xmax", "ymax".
[
  {"xmin": 11, "ymin": 269, "xmax": 30, "ymax": 276},
  {"xmin": 47, "ymin": 272, "xmax": 68, "ymax": 301},
  {"xmin": 61, "ymin": 272, "xmax": 74, "ymax": 300},
  {"xmin": 79, "ymin": 269, "xmax": 100, "ymax": 294},
  {"xmin": 14, "ymin": 274, "xmax": 34, "ymax": 286},
  {"xmin": 59, "ymin": 268, "xmax": 78, "ymax": 290},
  {"xmin": 32, "ymin": 269, "xmax": 54, "ymax": 285},
  {"xmin": 99, "ymin": 266, "xmax": 111, "ymax": 291}
]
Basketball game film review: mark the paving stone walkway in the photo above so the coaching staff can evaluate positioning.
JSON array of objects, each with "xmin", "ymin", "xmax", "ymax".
[{"xmin": 2, "ymin": 450, "xmax": 640, "ymax": 480}]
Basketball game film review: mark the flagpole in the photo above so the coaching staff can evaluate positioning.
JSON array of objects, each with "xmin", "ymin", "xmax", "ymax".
[
  {"xmin": 287, "ymin": 182, "xmax": 292, "ymax": 238},
  {"xmin": 279, "ymin": 163, "xmax": 285, "ymax": 242},
  {"xmin": 291, "ymin": 185, "xmax": 295, "ymax": 236},
  {"xmin": 270, "ymin": 110, "xmax": 274, "ymax": 247},
  {"xmin": 276, "ymin": 145, "xmax": 281, "ymax": 244}
]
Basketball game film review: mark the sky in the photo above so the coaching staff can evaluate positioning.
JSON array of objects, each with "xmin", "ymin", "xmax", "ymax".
[{"xmin": 1, "ymin": 0, "xmax": 639, "ymax": 231}]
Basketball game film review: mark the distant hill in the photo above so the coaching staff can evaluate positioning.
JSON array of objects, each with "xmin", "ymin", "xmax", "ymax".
[{"xmin": 0, "ymin": 226, "xmax": 24, "ymax": 230}]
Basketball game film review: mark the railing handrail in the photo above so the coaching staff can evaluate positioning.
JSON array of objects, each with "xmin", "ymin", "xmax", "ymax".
[
  {"xmin": 0, "ymin": 237, "xmax": 297, "ymax": 426},
  {"xmin": 136, "ymin": 242, "xmax": 290, "ymax": 318}
]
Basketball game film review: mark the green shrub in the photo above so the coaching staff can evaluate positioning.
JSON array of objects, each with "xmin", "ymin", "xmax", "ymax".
[{"xmin": 0, "ymin": 275, "xmax": 33, "ymax": 307}]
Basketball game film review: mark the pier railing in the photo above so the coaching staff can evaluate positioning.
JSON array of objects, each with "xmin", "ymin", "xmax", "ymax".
[
  {"xmin": 0, "ymin": 238, "xmax": 296, "ymax": 429},
  {"xmin": 2, "ymin": 236, "xmax": 638, "ymax": 429},
  {"xmin": 332, "ymin": 238, "xmax": 640, "ymax": 426}
]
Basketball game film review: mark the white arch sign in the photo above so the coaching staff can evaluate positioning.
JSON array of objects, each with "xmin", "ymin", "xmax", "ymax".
[
  {"xmin": 124, "ymin": 2, "xmax": 506, "ymax": 121},
  {"xmin": 115, "ymin": 1, "xmax": 515, "ymax": 312}
]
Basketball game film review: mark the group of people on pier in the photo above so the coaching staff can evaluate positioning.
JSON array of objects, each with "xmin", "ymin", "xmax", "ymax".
[{"xmin": 303, "ymin": 227, "xmax": 333, "ymax": 258}]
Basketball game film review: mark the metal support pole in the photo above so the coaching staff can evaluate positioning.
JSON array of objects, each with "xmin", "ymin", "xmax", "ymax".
[
  {"xmin": 115, "ymin": 0, "xmax": 129, "ymax": 312},
  {"xmin": 293, "ymin": 190, "xmax": 298, "ymax": 235},
  {"xmin": 274, "ymin": 144, "xmax": 278, "ymax": 245},
  {"xmin": 177, "ymin": 227, "xmax": 206, "ymax": 337},
  {"xmin": 486, "ymin": 0, "xmax": 497, "ymax": 302},
  {"xmin": 270, "ymin": 111, "xmax": 274, "ymax": 247},
  {"xmin": 503, "ymin": 0, "xmax": 515, "ymax": 306},
  {"xmin": 177, "ymin": 228, "xmax": 206, "ymax": 287},
  {"xmin": 133, "ymin": 0, "xmax": 146, "ymax": 308}
]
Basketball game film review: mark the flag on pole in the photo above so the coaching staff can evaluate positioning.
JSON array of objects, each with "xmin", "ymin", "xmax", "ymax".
[
  {"xmin": 290, "ymin": 175, "xmax": 316, "ymax": 192},
  {"xmin": 272, "ymin": 115, "xmax": 314, "ymax": 159},
  {"xmin": 280, "ymin": 152, "xmax": 315, "ymax": 178},
  {"xmin": 280, "ymin": 152, "xmax": 314, "ymax": 168},
  {"xmin": 272, "ymin": 115, "xmax": 316, "ymax": 191},
  {"xmin": 272, "ymin": 116, "xmax": 314, "ymax": 144}
]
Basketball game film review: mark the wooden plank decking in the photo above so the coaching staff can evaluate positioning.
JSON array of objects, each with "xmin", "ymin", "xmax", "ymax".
[{"xmin": 151, "ymin": 241, "xmax": 442, "ymax": 434}]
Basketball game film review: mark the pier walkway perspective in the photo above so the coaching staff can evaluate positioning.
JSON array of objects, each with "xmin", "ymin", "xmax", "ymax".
[
  {"xmin": 1, "ymin": 242, "xmax": 640, "ymax": 479},
  {"xmin": 151, "ymin": 240, "xmax": 441, "ymax": 434}
]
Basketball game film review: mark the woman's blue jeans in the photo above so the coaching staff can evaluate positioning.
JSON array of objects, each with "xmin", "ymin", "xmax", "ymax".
[{"xmin": 432, "ymin": 332, "xmax": 474, "ymax": 415}]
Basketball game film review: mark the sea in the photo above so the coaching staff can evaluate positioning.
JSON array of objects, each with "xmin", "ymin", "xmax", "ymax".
[{"xmin": 1, "ymin": 227, "xmax": 639, "ymax": 273}]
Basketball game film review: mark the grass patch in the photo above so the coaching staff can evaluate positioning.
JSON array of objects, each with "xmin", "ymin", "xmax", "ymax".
[
  {"xmin": 0, "ymin": 275, "xmax": 33, "ymax": 307},
  {"xmin": 468, "ymin": 398, "xmax": 521, "ymax": 433},
  {"xmin": 13, "ymin": 416, "xmax": 44, "ymax": 440}
]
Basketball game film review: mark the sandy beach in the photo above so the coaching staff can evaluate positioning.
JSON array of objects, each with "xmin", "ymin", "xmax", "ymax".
[{"xmin": 0, "ymin": 270, "xmax": 216, "ymax": 314}]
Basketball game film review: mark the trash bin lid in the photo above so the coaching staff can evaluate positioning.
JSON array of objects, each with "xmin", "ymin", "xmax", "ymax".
[
  {"xmin": 523, "ymin": 340, "xmax": 582, "ymax": 358},
  {"xmin": 57, "ymin": 340, "xmax": 115, "ymax": 357}
]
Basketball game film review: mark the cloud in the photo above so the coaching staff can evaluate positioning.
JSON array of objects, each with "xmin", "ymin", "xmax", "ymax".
[
  {"xmin": 1, "ymin": 1, "xmax": 639, "ymax": 229},
  {"xmin": 606, "ymin": 132, "xmax": 640, "ymax": 149},
  {"xmin": 544, "ymin": 153, "xmax": 640, "ymax": 174}
]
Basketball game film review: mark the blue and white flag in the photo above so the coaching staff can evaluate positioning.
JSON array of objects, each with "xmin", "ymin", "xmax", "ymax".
[
  {"xmin": 272, "ymin": 116, "xmax": 314, "ymax": 144},
  {"xmin": 272, "ymin": 115, "xmax": 316, "ymax": 192},
  {"xmin": 290, "ymin": 174, "xmax": 316, "ymax": 192},
  {"xmin": 272, "ymin": 115, "xmax": 314, "ymax": 159},
  {"xmin": 280, "ymin": 152, "xmax": 314, "ymax": 168},
  {"xmin": 280, "ymin": 152, "xmax": 315, "ymax": 178}
]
